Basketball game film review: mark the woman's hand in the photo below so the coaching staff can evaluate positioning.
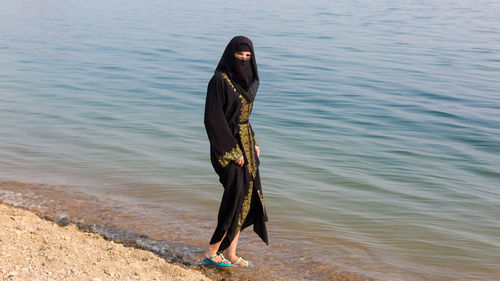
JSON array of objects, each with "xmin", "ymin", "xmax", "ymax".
[
  {"xmin": 235, "ymin": 156, "xmax": 244, "ymax": 167},
  {"xmin": 255, "ymin": 146, "xmax": 260, "ymax": 157}
]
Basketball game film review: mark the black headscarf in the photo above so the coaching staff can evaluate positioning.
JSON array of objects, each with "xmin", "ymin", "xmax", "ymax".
[{"xmin": 215, "ymin": 36, "xmax": 259, "ymax": 102}]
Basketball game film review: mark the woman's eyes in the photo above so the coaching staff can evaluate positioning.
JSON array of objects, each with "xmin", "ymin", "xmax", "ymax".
[{"xmin": 236, "ymin": 52, "xmax": 251, "ymax": 58}]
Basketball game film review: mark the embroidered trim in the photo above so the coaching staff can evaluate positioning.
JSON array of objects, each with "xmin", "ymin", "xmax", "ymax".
[
  {"xmin": 238, "ymin": 93, "xmax": 252, "ymax": 123},
  {"xmin": 257, "ymin": 189, "xmax": 266, "ymax": 213},
  {"xmin": 221, "ymin": 72, "xmax": 238, "ymax": 93},
  {"xmin": 221, "ymin": 72, "xmax": 251, "ymax": 122},
  {"xmin": 221, "ymin": 72, "xmax": 258, "ymax": 178},
  {"xmin": 239, "ymin": 123, "xmax": 257, "ymax": 178},
  {"xmin": 218, "ymin": 145, "xmax": 243, "ymax": 168},
  {"xmin": 237, "ymin": 180, "xmax": 253, "ymax": 231},
  {"xmin": 220, "ymin": 73, "xmax": 261, "ymax": 231}
]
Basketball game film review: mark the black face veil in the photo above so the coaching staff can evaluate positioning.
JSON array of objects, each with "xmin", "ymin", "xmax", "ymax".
[{"xmin": 215, "ymin": 36, "xmax": 259, "ymax": 101}]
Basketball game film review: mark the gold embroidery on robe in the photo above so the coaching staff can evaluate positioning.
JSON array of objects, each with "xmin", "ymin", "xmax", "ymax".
[
  {"xmin": 221, "ymin": 73, "xmax": 264, "ymax": 232},
  {"xmin": 221, "ymin": 72, "xmax": 237, "ymax": 93},
  {"xmin": 239, "ymin": 94, "xmax": 252, "ymax": 123},
  {"xmin": 237, "ymin": 180, "xmax": 253, "ymax": 231},
  {"xmin": 239, "ymin": 123, "xmax": 257, "ymax": 178},
  {"xmin": 257, "ymin": 189, "xmax": 266, "ymax": 212},
  {"xmin": 218, "ymin": 145, "xmax": 243, "ymax": 167},
  {"xmin": 221, "ymin": 73, "xmax": 258, "ymax": 178}
]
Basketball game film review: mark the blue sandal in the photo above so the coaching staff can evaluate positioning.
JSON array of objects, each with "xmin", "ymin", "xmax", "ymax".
[{"xmin": 203, "ymin": 253, "xmax": 233, "ymax": 267}]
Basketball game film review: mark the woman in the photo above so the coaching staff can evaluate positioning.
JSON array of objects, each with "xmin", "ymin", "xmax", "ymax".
[{"xmin": 203, "ymin": 36, "xmax": 268, "ymax": 268}]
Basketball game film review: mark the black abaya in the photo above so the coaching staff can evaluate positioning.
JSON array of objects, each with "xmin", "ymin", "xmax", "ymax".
[{"xmin": 204, "ymin": 36, "xmax": 268, "ymax": 251}]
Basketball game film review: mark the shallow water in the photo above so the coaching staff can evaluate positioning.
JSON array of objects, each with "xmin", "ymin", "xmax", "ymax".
[
  {"xmin": 0, "ymin": 181, "xmax": 373, "ymax": 281},
  {"xmin": 1, "ymin": 0, "xmax": 500, "ymax": 280}
]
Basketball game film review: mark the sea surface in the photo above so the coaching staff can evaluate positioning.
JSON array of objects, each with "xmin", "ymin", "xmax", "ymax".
[{"xmin": 1, "ymin": 0, "xmax": 500, "ymax": 280}]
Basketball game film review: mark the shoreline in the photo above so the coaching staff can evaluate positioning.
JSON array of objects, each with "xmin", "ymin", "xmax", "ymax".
[
  {"xmin": 0, "ymin": 202, "xmax": 212, "ymax": 281},
  {"xmin": 0, "ymin": 180, "xmax": 376, "ymax": 281}
]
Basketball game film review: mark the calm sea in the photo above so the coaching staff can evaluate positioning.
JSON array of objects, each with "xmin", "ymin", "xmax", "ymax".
[{"xmin": 1, "ymin": 0, "xmax": 499, "ymax": 280}]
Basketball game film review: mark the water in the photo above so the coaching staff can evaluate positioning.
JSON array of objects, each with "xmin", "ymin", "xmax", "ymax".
[{"xmin": 1, "ymin": 0, "xmax": 500, "ymax": 280}]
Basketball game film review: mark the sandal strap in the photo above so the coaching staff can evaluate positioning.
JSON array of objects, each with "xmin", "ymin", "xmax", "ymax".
[
  {"xmin": 207, "ymin": 254, "xmax": 219, "ymax": 260},
  {"xmin": 218, "ymin": 253, "xmax": 230, "ymax": 262},
  {"xmin": 207, "ymin": 254, "xmax": 230, "ymax": 263},
  {"xmin": 234, "ymin": 256, "xmax": 253, "ymax": 267}
]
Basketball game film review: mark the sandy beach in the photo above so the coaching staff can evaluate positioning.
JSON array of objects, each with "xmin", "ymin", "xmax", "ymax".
[{"xmin": 0, "ymin": 203, "xmax": 211, "ymax": 281}]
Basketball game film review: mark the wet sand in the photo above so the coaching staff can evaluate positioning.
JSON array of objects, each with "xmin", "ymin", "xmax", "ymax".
[
  {"xmin": 0, "ymin": 181, "xmax": 375, "ymax": 281},
  {"xmin": 0, "ymin": 202, "xmax": 211, "ymax": 281}
]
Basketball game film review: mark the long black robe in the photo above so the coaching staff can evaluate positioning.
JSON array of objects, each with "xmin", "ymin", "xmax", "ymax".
[{"xmin": 204, "ymin": 36, "xmax": 268, "ymax": 252}]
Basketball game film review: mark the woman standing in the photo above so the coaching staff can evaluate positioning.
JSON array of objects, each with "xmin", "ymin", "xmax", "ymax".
[{"xmin": 203, "ymin": 36, "xmax": 268, "ymax": 268}]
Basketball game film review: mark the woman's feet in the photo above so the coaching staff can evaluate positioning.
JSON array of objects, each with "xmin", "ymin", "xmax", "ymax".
[
  {"xmin": 227, "ymin": 255, "xmax": 255, "ymax": 268},
  {"xmin": 203, "ymin": 253, "xmax": 232, "ymax": 267}
]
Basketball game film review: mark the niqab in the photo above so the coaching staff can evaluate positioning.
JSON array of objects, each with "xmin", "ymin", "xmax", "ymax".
[{"xmin": 215, "ymin": 36, "xmax": 259, "ymax": 102}]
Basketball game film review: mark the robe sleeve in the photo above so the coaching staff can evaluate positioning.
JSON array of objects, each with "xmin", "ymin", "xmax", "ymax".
[{"xmin": 204, "ymin": 74, "xmax": 243, "ymax": 167}]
